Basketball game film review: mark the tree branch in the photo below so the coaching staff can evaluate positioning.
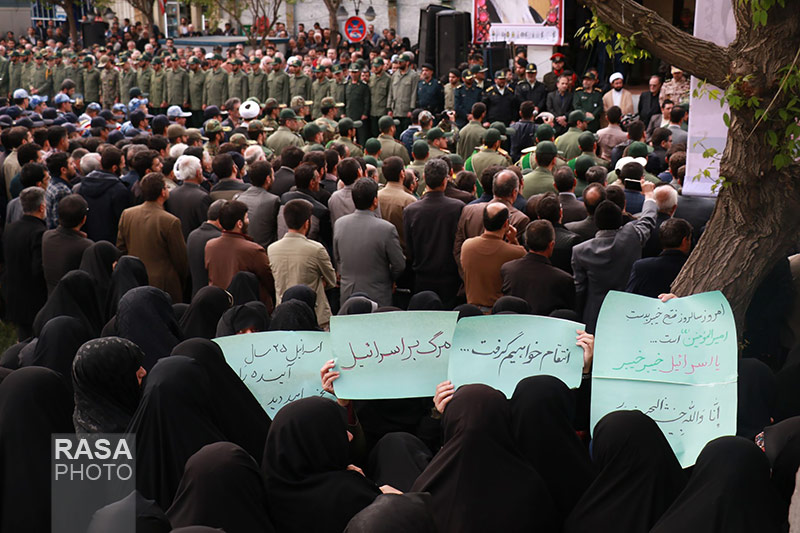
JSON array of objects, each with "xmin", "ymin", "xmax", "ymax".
[{"xmin": 580, "ymin": 0, "xmax": 732, "ymax": 88}]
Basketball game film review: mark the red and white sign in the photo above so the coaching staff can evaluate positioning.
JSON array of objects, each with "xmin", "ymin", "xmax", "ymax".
[{"xmin": 344, "ymin": 16, "xmax": 367, "ymax": 43}]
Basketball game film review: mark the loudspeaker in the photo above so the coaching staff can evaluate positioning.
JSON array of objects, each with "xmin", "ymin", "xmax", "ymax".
[
  {"xmin": 418, "ymin": 4, "xmax": 450, "ymax": 68},
  {"xmin": 435, "ymin": 10, "xmax": 471, "ymax": 75},
  {"xmin": 484, "ymin": 42, "xmax": 510, "ymax": 76},
  {"xmin": 81, "ymin": 22, "xmax": 108, "ymax": 48}
]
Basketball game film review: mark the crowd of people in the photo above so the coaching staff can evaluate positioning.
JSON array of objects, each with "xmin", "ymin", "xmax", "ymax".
[{"xmin": 0, "ymin": 13, "xmax": 799, "ymax": 533}]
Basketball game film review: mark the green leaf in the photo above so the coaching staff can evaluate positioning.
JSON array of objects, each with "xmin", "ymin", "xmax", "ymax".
[
  {"xmin": 767, "ymin": 130, "xmax": 778, "ymax": 146},
  {"xmin": 722, "ymin": 113, "xmax": 731, "ymax": 128}
]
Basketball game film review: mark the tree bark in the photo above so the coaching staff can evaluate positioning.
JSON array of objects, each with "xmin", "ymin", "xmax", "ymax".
[
  {"xmin": 63, "ymin": 0, "xmax": 78, "ymax": 46},
  {"xmin": 323, "ymin": 0, "xmax": 341, "ymax": 49},
  {"xmin": 581, "ymin": 0, "xmax": 800, "ymax": 328}
]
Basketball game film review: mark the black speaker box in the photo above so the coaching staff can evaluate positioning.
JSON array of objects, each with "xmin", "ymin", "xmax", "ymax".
[
  {"xmin": 435, "ymin": 10, "xmax": 471, "ymax": 75},
  {"xmin": 81, "ymin": 22, "xmax": 108, "ymax": 48}
]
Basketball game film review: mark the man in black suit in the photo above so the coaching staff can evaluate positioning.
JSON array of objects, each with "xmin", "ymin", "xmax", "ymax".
[
  {"xmin": 186, "ymin": 199, "xmax": 225, "ymax": 297},
  {"xmin": 3, "ymin": 187, "xmax": 48, "ymax": 340},
  {"xmin": 535, "ymin": 193, "xmax": 581, "ymax": 274},
  {"xmin": 42, "ymin": 194, "xmax": 92, "ymax": 294},
  {"xmin": 554, "ymin": 166, "xmax": 588, "ymax": 224},
  {"xmin": 501, "ymin": 219, "xmax": 575, "ymax": 316},
  {"xmin": 627, "ymin": 217, "xmax": 692, "ymax": 297},
  {"xmin": 674, "ymin": 168, "xmax": 716, "ymax": 245},
  {"xmin": 166, "ymin": 155, "xmax": 212, "ymax": 239},
  {"xmin": 565, "ymin": 182, "xmax": 606, "ymax": 242},
  {"xmin": 546, "ymin": 74, "xmax": 573, "ymax": 136},
  {"xmin": 270, "ymin": 145, "xmax": 304, "ymax": 197},
  {"xmin": 403, "ymin": 158, "xmax": 465, "ymax": 306},
  {"xmin": 638, "ymin": 75, "xmax": 663, "ymax": 129}
]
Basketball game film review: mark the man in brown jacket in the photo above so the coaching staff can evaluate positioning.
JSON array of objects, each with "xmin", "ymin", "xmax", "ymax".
[
  {"xmin": 117, "ymin": 172, "xmax": 188, "ymax": 303},
  {"xmin": 205, "ymin": 199, "xmax": 275, "ymax": 310},
  {"xmin": 460, "ymin": 202, "xmax": 526, "ymax": 310}
]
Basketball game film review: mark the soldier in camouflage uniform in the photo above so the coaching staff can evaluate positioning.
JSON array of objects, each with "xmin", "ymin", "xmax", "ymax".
[
  {"xmin": 345, "ymin": 64, "xmax": 370, "ymax": 145},
  {"xmin": 187, "ymin": 57, "xmax": 205, "ymax": 127},
  {"xmin": 203, "ymin": 54, "xmax": 228, "ymax": 109},
  {"xmin": 149, "ymin": 57, "xmax": 167, "ymax": 115},
  {"xmin": 369, "ymin": 57, "xmax": 391, "ymax": 138},
  {"xmin": 228, "ymin": 58, "xmax": 248, "ymax": 102},
  {"xmin": 99, "ymin": 56, "xmax": 119, "ymax": 109},
  {"xmin": 136, "ymin": 54, "xmax": 153, "ymax": 100},
  {"xmin": 166, "ymin": 55, "xmax": 189, "ymax": 109},
  {"xmin": 332, "ymin": 64, "xmax": 347, "ymax": 105},
  {"xmin": 268, "ymin": 56, "xmax": 290, "ymax": 106},
  {"xmin": 290, "ymin": 95, "xmax": 311, "ymax": 127},
  {"xmin": 310, "ymin": 65, "xmax": 333, "ymax": 119},
  {"xmin": 82, "ymin": 56, "xmax": 102, "ymax": 105},
  {"xmin": 288, "ymin": 57, "xmax": 312, "ymax": 101},
  {"xmin": 315, "ymin": 96, "xmax": 340, "ymax": 145},
  {"xmin": 248, "ymin": 57, "xmax": 268, "ymax": 104},
  {"xmin": 262, "ymin": 98, "xmax": 280, "ymax": 132}
]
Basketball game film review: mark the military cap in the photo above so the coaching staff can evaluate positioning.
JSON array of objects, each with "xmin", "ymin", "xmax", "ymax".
[
  {"xmin": 338, "ymin": 117, "xmax": 363, "ymax": 132},
  {"xmin": 578, "ymin": 131, "xmax": 597, "ymax": 151},
  {"xmin": 378, "ymin": 115, "xmax": 399, "ymax": 131},
  {"xmin": 535, "ymin": 124, "xmax": 555, "ymax": 141},
  {"xmin": 364, "ymin": 137, "xmax": 382, "ymax": 154},
  {"xmin": 279, "ymin": 108, "xmax": 298, "ymax": 120},
  {"xmin": 535, "ymin": 140, "xmax": 558, "ymax": 155},
  {"xmin": 264, "ymin": 98, "xmax": 279, "ymax": 109},
  {"xmin": 525, "ymin": 64, "xmax": 538, "ymax": 73},
  {"xmin": 426, "ymin": 127, "xmax": 452, "ymax": 141},
  {"xmin": 247, "ymin": 120, "xmax": 265, "ymax": 132},
  {"xmin": 484, "ymin": 128, "xmax": 506, "ymax": 145},
  {"xmin": 412, "ymin": 139, "xmax": 429, "ymax": 158},
  {"xmin": 204, "ymin": 119, "xmax": 224, "ymax": 133},
  {"xmin": 188, "ymin": 57, "xmax": 201, "ymax": 65},
  {"xmin": 462, "ymin": 69, "xmax": 474, "ymax": 79},
  {"xmin": 167, "ymin": 123, "xmax": 187, "ymax": 139},
  {"xmin": 303, "ymin": 122, "xmax": 322, "ymax": 140},
  {"xmin": 568, "ymin": 110, "xmax": 587, "ymax": 124}
]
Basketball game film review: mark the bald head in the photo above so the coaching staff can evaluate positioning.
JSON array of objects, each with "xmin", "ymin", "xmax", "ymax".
[
  {"xmin": 654, "ymin": 184, "xmax": 678, "ymax": 214},
  {"xmin": 483, "ymin": 201, "xmax": 510, "ymax": 232},
  {"xmin": 492, "ymin": 170, "xmax": 519, "ymax": 200},
  {"xmin": 583, "ymin": 183, "xmax": 607, "ymax": 215}
]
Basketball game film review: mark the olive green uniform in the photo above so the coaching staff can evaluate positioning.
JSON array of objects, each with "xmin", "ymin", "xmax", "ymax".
[
  {"xmin": 136, "ymin": 67, "xmax": 153, "ymax": 97},
  {"xmin": 248, "ymin": 70, "xmax": 268, "ymax": 103},
  {"xmin": 51, "ymin": 62, "xmax": 67, "ymax": 95},
  {"xmin": 203, "ymin": 67, "xmax": 229, "ymax": 107},
  {"xmin": 32, "ymin": 64, "xmax": 52, "ymax": 99},
  {"xmin": 82, "ymin": 67, "xmax": 102, "ymax": 105},
  {"xmin": 7, "ymin": 61, "xmax": 21, "ymax": 98},
  {"xmin": 228, "ymin": 70, "xmax": 248, "ymax": 101},
  {"xmin": 345, "ymin": 81, "xmax": 370, "ymax": 144},
  {"xmin": 467, "ymin": 147, "xmax": 511, "ymax": 184},
  {"xmin": 265, "ymin": 125, "xmax": 303, "ymax": 156},
  {"xmin": 572, "ymin": 87, "xmax": 604, "ymax": 132},
  {"xmin": 388, "ymin": 68, "xmax": 418, "ymax": 118},
  {"xmin": 20, "ymin": 60, "xmax": 34, "ymax": 93},
  {"xmin": 268, "ymin": 69, "xmax": 290, "ymax": 105},
  {"xmin": 337, "ymin": 136, "xmax": 362, "ymax": 158},
  {"xmin": 555, "ymin": 126, "xmax": 585, "ymax": 162},
  {"xmin": 522, "ymin": 166, "xmax": 555, "ymax": 197},
  {"xmin": 378, "ymin": 133, "xmax": 410, "ymax": 165},
  {"xmin": 289, "ymin": 73, "xmax": 312, "ymax": 101},
  {"xmin": 333, "ymin": 80, "xmax": 347, "ymax": 106},
  {"xmin": 369, "ymin": 71, "xmax": 391, "ymax": 137},
  {"xmin": 188, "ymin": 69, "xmax": 205, "ymax": 110},
  {"xmin": 311, "ymin": 78, "xmax": 333, "ymax": 119},
  {"xmin": 166, "ymin": 67, "xmax": 189, "ymax": 106},
  {"xmin": 0, "ymin": 56, "xmax": 9, "ymax": 98},
  {"xmin": 456, "ymin": 120, "xmax": 486, "ymax": 161},
  {"xmin": 149, "ymin": 68, "xmax": 167, "ymax": 113},
  {"xmin": 119, "ymin": 68, "xmax": 137, "ymax": 103}
]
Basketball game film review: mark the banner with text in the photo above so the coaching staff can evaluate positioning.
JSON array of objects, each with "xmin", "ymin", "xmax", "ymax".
[
  {"xmin": 449, "ymin": 314, "xmax": 584, "ymax": 396},
  {"xmin": 474, "ymin": 0, "xmax": 564, "ymax": 45},
  {"xmin": 591, "ymin": 291, "xmax": 737, "ymax": 467}
]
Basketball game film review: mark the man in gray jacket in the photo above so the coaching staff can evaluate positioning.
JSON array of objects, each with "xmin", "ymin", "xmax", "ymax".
[
  {"xmin": 233, "ymin": 160, "xmax": 280, "ymax": 249},
  {"xmin": 571, "ymin": 180, "xmax": 657, "ymax": 332},
  {"xmin": 333, "ymin": 178, "xmax": 405, "ymax": 307}
]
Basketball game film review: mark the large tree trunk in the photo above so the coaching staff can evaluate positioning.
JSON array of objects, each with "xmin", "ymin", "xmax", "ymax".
[
  {"xmin": 63, "ymin": 0, "xmax": 79, "ymax": 46},
  {"xmin": 580, "ymin": 0, "xmax": 800, "ymax": 328}
]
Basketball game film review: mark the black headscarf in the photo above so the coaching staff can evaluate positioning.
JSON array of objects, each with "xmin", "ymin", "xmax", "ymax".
[
  {"xmin": 411, "ymin": 384, "xmax": 557, "ymax": 533},
  {"xmin": 269, "ymin": 300, "xmax": 320, "ymax": 331},
  {"xmin": 0, "ymin": 367, "xmax": 73, "ymax": 532},
  {"xmin": 117, "ymin": 286, "xmax": 183, "ymax": 371},
  {"xmin": 510, "ymin": 376, "xmax": 594, "ymax": 522},
  {"xmin": 80, "ymin": 240, "xmax": 123, "ymax": 313},
  {"xmin": 167, "ymin": 442, "xmax": 275, "ymax": 533},
  {"xmin": 73, "ymin": 337, "xmax": 144, "ymax": 434},
  {"xmin": 492, "ymin": 295, "xmax": 531, "ymax": 314},
  {"xmin": 170, "ymin": 528, "xmax": 225, "ymax": 532},
  {"xmin": 127, "ymin": 356, "xmax": 227, "ymax": 510},
  {"xmin": 32, "ymin": 270, "xmax": 104, "ymax": 337},
  {"xmin": 408, "ymin": 291, "xmax": 443, "ymax": 310},
  {"xmin": 24, "ymin": 316, "xmax": 93, "ymax": 392},
  {"xmin": 564, "ymin": 410, "xmax": 686, "ymax": 533},
  {"xmin": 738, "ymin": 357, "xmax": 777, "ymax": 440},
  {"xmin": 106, "ymin": 255, "xmax": 149, "ymax": 321},
  {"xmin": 87, "ymin": 491, "xmax": 171, "ymax": 533},
  {"xmin": 339, "ymin": 296, "xmax": 378, "ymax": 315},
  {"xmin": 344, "ymin": 493, "xmax": 437, "ymax": 533},
  {"xmin": 283, "ymin": 284, "xmax": 317, "ymax": 309},
  {"xmin": 0, "ymin": 340, "xmax": 31, "ymax": 369},
  {"xmin": 179, "ymin": 286, "xmax": 232, "ymax": 339},
  {"xmin": 651, "ymin": 436, "xmax": 787, "ymax": 533},
  {"xmin": 226, "ymin": 271, "xmax": 260, "ymax": 305},
  {"xmin": 453, "ymin": 304, "xmax": 483, "ymax": 320},
  {"xmin": 170, "ymin": 338, "xmax": 271, "ymax": 462},
  {"xmin": 367, "ymin": 432, "xmax": 433, "ymax": 492},
  {"xmin": 262, "ymin": 397, "xmax": 381, "ymax": 533},
  {"xmin": 216, "ymin": 301, "xmax": 270, "ymax": 337},
  {"xmin": 764, "ymin": 416, "xmax": 800, "ymax": 503}
]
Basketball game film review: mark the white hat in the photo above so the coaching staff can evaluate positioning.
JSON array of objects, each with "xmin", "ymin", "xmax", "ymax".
[
  {"xmin": 240, "ymin": 100, "xmax": 260, "ymax": 120},
  {"xmin": 609, "ymin": 72, "xmax": 624, "ymax": 83},
  {"xmin": 615, "ymin": 155, "xmax": 647, "ymax": 171},
  {"xmin": 12, "ymin": 89, "xmax": 30, "ymax": 100},
  {"xmin": 167, "ymin": 105, "xmax": 191, "ymax": 118}
]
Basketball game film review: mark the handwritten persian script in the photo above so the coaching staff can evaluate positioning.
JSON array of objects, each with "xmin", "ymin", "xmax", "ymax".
[
  {"xmin": 449, "ymin": 315, "xmax": 584, "ymax": 396},
  {"xmin": 591, "ymin": 291, "xmax": 737, "ymax": 467},
  {"xmin": 214, "ymin": 331, "xmax": 333, "ymax": 418},
  {"xmin": 330, "ymin": 311, "xmax": 459, "ymax": 399}
]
